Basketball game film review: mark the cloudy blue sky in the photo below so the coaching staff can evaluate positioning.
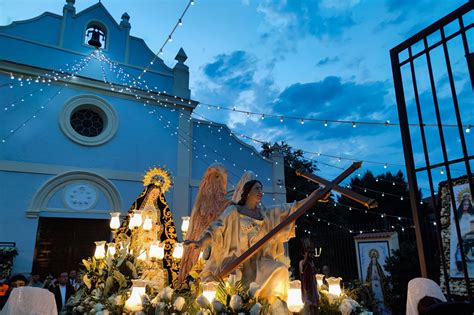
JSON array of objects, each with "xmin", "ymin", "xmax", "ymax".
[{"xmin": 1, "ymin": 0, "xmax": 472, "ymax": 192}]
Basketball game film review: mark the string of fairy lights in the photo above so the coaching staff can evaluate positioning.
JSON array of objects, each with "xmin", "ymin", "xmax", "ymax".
[
  {"xmin": 0, "ymin": 50, "xmax": 447, "ymax": 234},
  {"xmin": 193, "ymin": 113, "xmax": 468, "ymax": 176},
  {"xmin": 0, "ymin": 50, "xmax": 449, "ymax": 207},
  {"xmin": 2, "ymin": 50, "xmax": 425, "ymax": 206},
  {"xmin": 302, "ymin": 213, "xmax": 416, "ymax": 235},
  {"xmin": 137, "ymin": 0, "xmax": 195, "ymax": 79},
  {"xmin": 94, "ymin": 58, "xmax": 420, "ymax": 234},
  {"xmin": 196, "ymin": 102, "xmax": 473, "ymax": 132},
  {"xmin": 1, "ymin": 52, "xmax": 97, "ymax": 143}
]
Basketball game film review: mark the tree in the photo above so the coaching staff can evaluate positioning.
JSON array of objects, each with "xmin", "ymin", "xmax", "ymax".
[
  {"xmin": 384, "ymin": 241, "xmax": 421, "ymax": 315},
  {"xmin": 337, "ymin": 170, "xmax": 416, "ymax": 228}
]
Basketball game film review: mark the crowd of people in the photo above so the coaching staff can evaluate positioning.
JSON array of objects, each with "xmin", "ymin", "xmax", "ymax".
[{"xmin": 0, "ymin": 270, "xmax": 81, "ymax": 314}]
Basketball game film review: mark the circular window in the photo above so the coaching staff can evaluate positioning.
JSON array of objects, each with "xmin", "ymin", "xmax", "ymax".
[
  {"xmin": 60, "ymin": 95, "xmax": 118, "ymax": 146},
  {"xmin": 70, "ymin": 108, "xmax": 105, "ymax": 137}
]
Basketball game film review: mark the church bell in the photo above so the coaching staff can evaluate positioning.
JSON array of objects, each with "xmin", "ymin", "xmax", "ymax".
[{"xmin": 88, "ymin": 29, "xmax": 103, "ymax": 48}]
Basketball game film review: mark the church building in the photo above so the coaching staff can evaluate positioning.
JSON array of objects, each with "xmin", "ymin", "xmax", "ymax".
[{"xmin": 0, "ymin": 0, "xmax": 286, "ymax": 276}]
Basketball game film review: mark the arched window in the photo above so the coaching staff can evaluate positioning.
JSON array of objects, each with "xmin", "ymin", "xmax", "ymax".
[{"xmin": 84, "ymin": 21, "xmax": 107, "ymax": 48}]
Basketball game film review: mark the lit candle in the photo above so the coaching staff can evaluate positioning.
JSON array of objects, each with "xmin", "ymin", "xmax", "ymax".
[
  {"xmin": 172, "ymin": 243, "xmax": 183, "ymax": 259},
  {"xmin": 202, "ymin": 282, "xmax": 218, "ymax": 303},
  {"xmin": 143, "ymin": 216, "xmax": 153, "ymax": 231},
  {"xmin": 181, "ymin": 216, "xmax": 190, "ymax": 234},
  {"xmin": 109, "ymin": 212, "xmax": 121, "ymax": 230},
  {"xmin": 287, "ymin": 280, "xmax": 304, "ymax": 313},
  {"xmin": 124, "ymin": 279, "xmax": 147, "ymax": 312},
  {"xmin": 149, "ymin": 241, "xmax": 163, "ymax": 259},
  {"xmin": 107, "ymin": 242, "xmax": 116, "ymax": 257},
  {"xmin": 94, "ymin": 241, "xmax": 106, "ymax": 259},
  {"xmin": 327, "ymin": 277, "xmax": 342, "ymax": 296},
  {"xmin": 128, "ymin": 212, "xmax": 137, "ymax": 229},
  {"xmin": 134, "ymin": 210, "xmax": 143, "ymax": 227}
]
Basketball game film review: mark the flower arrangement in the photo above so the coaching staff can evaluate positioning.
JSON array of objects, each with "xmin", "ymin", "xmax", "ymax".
[
  {"xmin": 316, "ymin": 279, "xmax": 374, "ymax": 315},
  {"xmin": 0, "ymin": 246, "xmax": 18, "ymax": 280},
  {"xmin": 194, "ymin": 275, "xmax": 268, "ymax": 315}
]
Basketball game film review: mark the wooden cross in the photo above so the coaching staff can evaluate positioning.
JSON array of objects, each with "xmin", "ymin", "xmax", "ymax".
[
  {"xmin": 217, "ymin": 161, "xmax": 365, "ymax": 278},
  {"xmin": 296, "ymin": 170, "xmax": 378, "ymax": 208}
]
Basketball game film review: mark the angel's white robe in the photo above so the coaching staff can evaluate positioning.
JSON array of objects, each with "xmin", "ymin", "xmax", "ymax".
[{"xmin": 200, "ymin": 202, "xmax": 296, "ymax": 301}]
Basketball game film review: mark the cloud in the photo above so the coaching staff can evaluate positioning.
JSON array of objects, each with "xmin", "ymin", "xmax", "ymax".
[
  {"xmin": 316, "ymin": 56, "xmax": 340, "ymax": 66},
  {"xmin": 203, "ymin": 50, "xmax": 257, "ymax": 90},
  {"xmin": 271, "ymin": 76, "xmax": 392, "ymax": 121},
  {"xmin": 194, "ymin": 50, "xmax": 279, "ymax": 129},
  {"xmin": 257, "ymin": 0, "xmax": 357, "ymax": 40}
]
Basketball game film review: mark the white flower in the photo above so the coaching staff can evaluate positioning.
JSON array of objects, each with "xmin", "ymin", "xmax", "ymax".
[
  {"xmin": 250, "ymin": 302, "xmax": 262, "ymax": 315},
  {"xmin": 196, "ymin": 295, "xmax": 210, "ymax": 309},
  {"xmin": 76, "ymin": 305, "xmax": 85, "ymax": 313},
  {"xmin": 229, "ymin": 295, "xmax": 243, "ymax": 311},
  {"xmin": 173, "ymin": 296, "xmax": 186, "ymax": 311},
  {"xmin": 211, "ymin": 299, "xmax": 224, "ymax": 312},
  {"xmin": 339, "ymin": 298, "xmax": 359, "ymax": 315},
  {"xmin": 248, "ymin": 282, "xmax": 260, "ymax": 298},
  {"xmin": 160, "ymin": 286, "xmax": 174, "ymax": 302}
]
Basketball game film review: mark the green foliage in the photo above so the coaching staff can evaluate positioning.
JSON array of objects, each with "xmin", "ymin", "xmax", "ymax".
[
  {"xmin": 384, "ymin": 241, "xmax": 420, "ymax": 315},
  {"xmin": 344, "ymin": 280, "xmax": 376, "ymax": 312},
  {"xmin": 338, "ymin": 170, "xmax": 414, "ymax": 224}
]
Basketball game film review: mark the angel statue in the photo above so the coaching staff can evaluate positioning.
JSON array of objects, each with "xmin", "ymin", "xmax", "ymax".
[
  {"xmin": 185, "ymin": 179, "xmax": 318, "ymax": 312},
  {"xmin": 177, "ymin": 163, "xmax": 231, "ymax": 284}
]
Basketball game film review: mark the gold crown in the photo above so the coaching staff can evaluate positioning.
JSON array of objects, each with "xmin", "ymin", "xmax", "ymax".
[{"xmin": 143, "ymin": 167, "xmax": 172, "ymax": 193}]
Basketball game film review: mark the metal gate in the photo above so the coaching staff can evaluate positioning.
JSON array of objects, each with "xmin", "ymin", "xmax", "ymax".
[{"xmin": 390, "ymin": 1, "xmax": 473, "ymax": 299}]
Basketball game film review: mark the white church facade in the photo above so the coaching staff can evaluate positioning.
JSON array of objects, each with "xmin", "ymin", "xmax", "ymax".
[{"xmin": 0, "ymin": 1, "xmax": 286, "ymax": 276}]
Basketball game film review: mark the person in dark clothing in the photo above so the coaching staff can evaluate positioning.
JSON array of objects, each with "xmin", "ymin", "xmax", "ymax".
[{"xmin": 50, "ymin": 271, "xmax": 75, "ymax": 313}]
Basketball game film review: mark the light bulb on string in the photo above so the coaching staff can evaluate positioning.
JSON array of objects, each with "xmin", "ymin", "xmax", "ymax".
[
  {"xmin": 466, "ymin": 125, "xmax": 471, "ymax": 133},
  {"xmin": 324, "ymin": 120, "xmax": 328, "ymax": 127}
]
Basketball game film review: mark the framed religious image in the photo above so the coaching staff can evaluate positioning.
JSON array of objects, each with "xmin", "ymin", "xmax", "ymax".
[
  {"xmin": 444, "ymin": 181, "xmax": 474, "ymax": 278},
  {"xmin": 356, "ymin": 240, "xmax": 390, "ymax": 282},
  {"xmin": 354, "ymin": 233, "xmax": 397, "ymax": 314},
  {"xmin": 439, "ymin": 175, "xmax": 473, "ymax": 296}
]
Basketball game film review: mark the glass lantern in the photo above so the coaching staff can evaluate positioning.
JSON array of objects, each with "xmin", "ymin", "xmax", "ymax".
[
  {"xmin": 124, "ymin": 279, "xmax": 147, "ymax": 312},
  {"xmin": 109, "ymin": 212, "xmax": 121, "ymax": 230},
  {"xmin": 287, "ymin": 280, "xmax": 304, "ymax": 313},
  {"xmin": 94, "ymin": 241, "xmax": 106, "ymax": 259}
]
